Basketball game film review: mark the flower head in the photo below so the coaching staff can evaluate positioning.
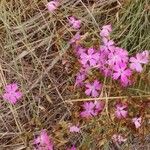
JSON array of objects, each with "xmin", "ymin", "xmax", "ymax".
[
  {"xmin": 80, "ymin": 101, "xmax": 104, "ymax": 118},
  {"xmin": 69, "ymin": 125, "xmax": 80, "ymax": 133},
  {"xmin": 130, "ymin": 50, "xmax": 149, "ymax": 72},
  {"xmin": 80, "ymin": 48, "xmax": 100, "ymax": 67},
  {"xmin": 132, "ymin": 117, "xmax": 142, "ymax": 129},
  {"xmin": 115, "ymin": 103, "xmax": 128, "ymax": 119},
  {"xmin": 113, "ymin": 63, "xmax": 132, "ymax": 87},
  {"xmin": 80, "ymin": 102, "xmax": 96, "ymax": 118},
  {"xmin": 85, "ymin": 80, "xmax": 102, "ymax": 97},
  {"xmin": 34, "ymin": 130, "xmax": 53, "ymax": 150},
  {"xmin": 100, "ymin": 24, "xmax": 112, "ymax": 37},
  {"xmin": 3, "ymin": 83, "xmax": 22, "ymax": 104},
  {"xmin": 68, "ymin": 16, "xmax": 81, "ymax": 29},
  {"xmin": 46, "ymin": 1, "xmax": 59, "ymax": 12},
  {"xmin": 112, "ymin": 134, "xmax": 127, "ymax": 144}
]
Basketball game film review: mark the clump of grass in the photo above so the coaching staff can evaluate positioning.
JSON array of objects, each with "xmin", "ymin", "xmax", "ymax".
[{"xmin": 0, "ymin": 0, "xmax": 150, "ymax": 149}]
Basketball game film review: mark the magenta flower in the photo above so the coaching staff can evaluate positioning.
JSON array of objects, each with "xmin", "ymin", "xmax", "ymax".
[
  {"xmin": 130, "ymin": 50, "xmax": 149, "ymax": 72},
  {"xmin": 100, "ymin": 24, "xmax": 112, "ymax": 37},
  {"xmin": 112, "ymin": 134, "xmax": 127, "ymax": 144},
  {"xmin": 94, "ymin": 101, "xmax": 105, "ymax": 114},
  {"xmin": 75, "ymin": 69, "xmax": 87, "ymax": 87},
  {"xmin": 80, "ymin": 102, "xmax": 96, "ymax": 118},
  {"xmin": 69, "ymin": 125, "xmax": 80, "ymax": 133},
  {"xmin": 102, "ymin": 38, "xmax": 115, "ymax": 51},
  {"xmin": 132, "ymin": 117, "xmax": 142, "ymax": 129},
  {"xmin": 46, "ymin": 1, "xmax": 59, "ymax": 12},
  {"xmin": 80, "ymin": 48, "xmax": 100, "ymax": 67},
  {"xmin": 74, "ymin": 46, "xmax": 86, "ymax": 57},
  {"xmin": 68, "ymin": 16, "xmax": 81, "ymax": 29},
  {"xmin": 69, "ymin": 32, "xmax": 81, "ymax": 44},
  {"xmin": 115, "ymin": 103, "xmax": 128, "ymax": 119},
  {"xmin": 3, "ymin": 83, "xmax": 22, "ymax": 104},
  {"xmin": 85, "ymin": 80, "xmax": 102, "ymax": 97},
  {"xmin": 113, "ymin": 63, "xmax": 132, "ymax": 86},
  {"xmin": 108, "ymin": 47, "xmax": 129, "ymax": 66},
  {"xmin": 34, "ymin": 130, "xmax": 53, "ymax": 150},
  {"xmin": 80, "ymin": 101, "xmax": 104, "ymax": 118}
]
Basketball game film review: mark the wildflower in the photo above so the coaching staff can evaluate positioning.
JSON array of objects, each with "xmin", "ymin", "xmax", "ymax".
[
  {"xmin": 80, "ymin": 101, "xmax": 104, "ymax": 118},
  {"xmin": 74, "ymin": 46, "xmax": 86, "ymax": 57},
  {"xmin": 94, "ymin": 101, "xmax": 105, "ymax": 114},
  {"xmin": 85, "ymin": 80, "xmax": 102, "ymax": 97},
  {"xmin": 75, "ymin": 69, "xmax": 87, "ymax": 87},
  {"xmin": 46, "ymin": 1, "xmax": 59, "ymax": 12},
  {"xmin": 132, "ymin": 117, "xmax": 142, "ymax": 129},
  {"xmin": 80, "ymin": 48, "xmax": 100, "ymax": 67},
  {"xmin": 108, "ymin": 47, "xmax": 129, "ymax": 66},
  {"xmin": 80, "ymin": 102, "xmax": 96, "ymax": 118},
  {"xmin": 3, "ymin": 83, "xmax": 22, "ymax": 104},
  {"xmin": 34, "ymin": 130, "xmax": 53, "ymax": 150},
  {"xmin": 102, "ymin": 38, "xmax": 115, "ymax": 51},
  {"xmin": 130, "ymin": 50, "xmax": 149, "ymax": 72},
  {"xmin": 100, "ymin": 24, "xmax": 112, "ymax": 37},
  {"xmin": 113, "ymin": 63, "xmax": 132, "ymax": 86},
  {"xmin": 112, "ymin": 134, "xmax": 127, "ymax": 144},
  {"xmin": 68, "ymin": 16, "xmax": 81, "ymax": 29},
  {"xmin": 69, "ymin": 125, "xmax": 80, "ymax": 133},
  {"xmin": 115, "ymin": 103, "xmax": 128, "ymax": 119},
  {"xmin": 69, "ymin": 32, "xmax": 81, "ymax": 44}
]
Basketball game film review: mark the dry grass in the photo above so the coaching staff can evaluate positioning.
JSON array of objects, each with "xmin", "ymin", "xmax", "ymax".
[{"xmin": 0, "ymin": 0, "xmax": 150, "ymax": 149}]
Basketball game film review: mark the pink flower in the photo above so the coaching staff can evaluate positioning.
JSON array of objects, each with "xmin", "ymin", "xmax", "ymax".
[
  {"xmin": 85, "ymin": 80, "xmax": 102, "ymax": 97},
  {"xmin": 132, "ymin": 117, "xmax": 142, "ymax": 128},
  {"xmin": 94, "ymin": 101, "xmax": 105, "ymax": 114},
  {"xmin": 68, "ymin": 16, "xmax": 81, "ymax": 29},
  {"xmin": 102, "ymin": 38, "xmax": 115, "ymax": 51},
  {"xmin": 3, "ymin": 83, "xmax": 22, "ymax": 104},
  {"xmin": 80, "ymin": 48, "xmax": 100, "ymax": 67},
  {"xmin": 113, "ymin": 63, "xmax": 132, "ymax": 86},
  {"xmin": 75, "ymin": 71, "xmax": 86, "ymax": 87},
  {"xmin": 46, "ymin": 1, "xmax": 59, "ymax": 12},
  {"xmin": 108, "ymin": 47, "xmax": 129, "ymax": 66},
  {"xmin": 69, "ymin": 125, "xmax": 80, "ymax": 133},
  {"xmin": 74, "ymin": 46, "xmax": 86, "ymax": 57},
  {"xmin": 112, "ymin": 134, "xmax": 127, "ymax": 144},
  {"xmin": 67, "ymin": 145, "xmax": 77, "ymax": 150},
  {"xmin": 69, "ymin": 32, "xmax": 81, "ymax": 44},
  {"xmin": 34, "ymin": 130, "xmax": 53, "ymax": 150},
  {"xmin": 115, "ymin": 103, "xmax": 128, "ymax": 119},
  {"xmin": 130, "ymin": 50, "xmax": 149, "ymax": 72},
  {"xmin": 100, "ymin": 24, "xmax": 112, "ymax": 37},
  {"xmin": 80, "ymin": 102, "xmax": 96, "ymax": 118},
  {"xmin": 80, "ymin": 101, "xmax": 104, "ymax": 118}
]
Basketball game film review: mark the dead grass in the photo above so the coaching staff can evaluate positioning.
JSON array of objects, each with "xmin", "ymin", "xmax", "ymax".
[{"xmin": 0, "ymin": 0, "xmax": 150, "ymax": 149}]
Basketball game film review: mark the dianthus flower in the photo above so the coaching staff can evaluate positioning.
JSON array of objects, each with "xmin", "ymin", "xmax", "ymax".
[
  {"xmin": 80, "ymin": 101, "xmax": 104, "ymax": 118},
  {"xmin": 68, "ymin": 16, "xmax": 81, "ymax": 29},
  {"xmin": 3, "ymin": 83, "xmax": 22, "ymax": 104},
  {"xmin": 102, "ymin": 38, "xmax": 115, "ymax": 51},
  {"xmin": 130, "ymin": 50, "xmax": 149, "ymax": 72},
  {"xmin": 46, "ymin": 1, "xmax": 59, "ymax": 12},
  {"xmin": 34, "ymin": 130, "xmax": 53, "ymax": 150},
  {"xmin": 100, "ymin": 24, "xmax": 112, "ymax": 37},
  {"xmin": 85, "ymin": 80, "xmax": 102, "ymax": 97},
  {"xmin": 80, "ymin": 48, "xmax": 100, "ymax": 67},
  {"xmin": 69, "ymin": 125, "xmax": 80, "ymax": 133},
  {"xmin": 115, "ymin": 103, "xmax": 128, "ymax": 119},
  {"xmin": 132, "ymin": 117, "xmax": 142, "ymax": 129},
  {"xmin": 112, "ymin": 134, "xmax": 127, "ymax": 144},
  {"xmin": 113, "ymin": 63, "xmax": 132, "ymax": 86},
  {"xmin": 108, "ymin": 47, "xmax": 129, "ymax": 66}
]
